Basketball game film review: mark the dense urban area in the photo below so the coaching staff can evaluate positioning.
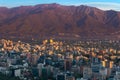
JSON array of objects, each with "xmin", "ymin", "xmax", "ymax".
[{"xmin": 0, "ymin": 39, "xmax": 120, "ymax": 80}]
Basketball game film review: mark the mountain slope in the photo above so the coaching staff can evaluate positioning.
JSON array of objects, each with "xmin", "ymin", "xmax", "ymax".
[{"xmin": 0, "ymin": 3, "xmax": 120, "ymax": 39}]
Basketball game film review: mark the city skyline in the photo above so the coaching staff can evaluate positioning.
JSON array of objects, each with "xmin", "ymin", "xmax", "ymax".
[{"xmin": 0, "ymin": 0, "xmax": 120, "ymax": 11}]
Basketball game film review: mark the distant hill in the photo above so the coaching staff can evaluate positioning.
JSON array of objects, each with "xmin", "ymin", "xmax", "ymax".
[{"xmin": 0, "ymin": 3, "xmax": 120, "ymax": 40}]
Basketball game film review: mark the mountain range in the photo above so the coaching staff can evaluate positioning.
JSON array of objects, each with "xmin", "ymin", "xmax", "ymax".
[{"xmin": 0, "ymin": 3, "xmax": 120, "ymax": 40}]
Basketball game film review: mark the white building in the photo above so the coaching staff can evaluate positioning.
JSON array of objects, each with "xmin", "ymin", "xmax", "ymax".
[{"xmin": 15, "ymin": 69, "xmax": 21, "ymax": 77}]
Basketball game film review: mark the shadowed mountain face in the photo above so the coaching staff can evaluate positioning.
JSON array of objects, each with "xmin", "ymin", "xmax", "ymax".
[{"xmin": 0, "ymin": 3, "xmax": 120, "ymax": 40}]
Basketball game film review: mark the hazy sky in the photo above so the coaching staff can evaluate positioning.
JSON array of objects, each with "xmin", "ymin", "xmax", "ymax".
[{"xmin": 0, "ymin": 0, "xmax": 120, "ymax": 11}]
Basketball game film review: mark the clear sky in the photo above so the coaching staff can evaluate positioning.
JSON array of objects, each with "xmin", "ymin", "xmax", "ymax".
[{"xmin": 0, "ymin": 0, "xmax": 120, "ymax": 11}]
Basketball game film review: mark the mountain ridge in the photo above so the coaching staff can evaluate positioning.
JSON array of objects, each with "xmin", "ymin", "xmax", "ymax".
[{"xmin": 0, "ymin": 3, "xmax": 120, "ymax": 40}]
